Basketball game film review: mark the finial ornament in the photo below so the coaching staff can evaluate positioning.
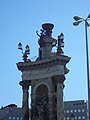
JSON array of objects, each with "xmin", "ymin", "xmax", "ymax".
[
  {"xmin": 57, "ymin": 33, "xmax": 64, "ymax": 54},
  {"xmin": 36, "ymin": 23, "xmax": 65, "ymax": 60}
]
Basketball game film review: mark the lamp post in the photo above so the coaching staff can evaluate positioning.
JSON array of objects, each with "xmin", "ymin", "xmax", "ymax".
[
  {"xmin": 18, "ymin": 42, "xmax": 30, "ymax": 62},
  {"xmin": 73, "ymin": 14, "xmax": 90, "ymax": 120}
]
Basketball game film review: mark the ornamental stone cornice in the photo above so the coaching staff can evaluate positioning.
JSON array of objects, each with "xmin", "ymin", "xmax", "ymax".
[{"xmin": 17, "ymin": 54, "xmax": 71, "ymax": 72}]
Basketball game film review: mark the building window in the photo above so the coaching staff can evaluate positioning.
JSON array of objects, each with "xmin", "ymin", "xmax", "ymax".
[
  {"xmin": 13, "ymin": 117, "xmax": 15, "ymax": 120},
  {"xmin": 78, "ymin": 109, "xmax": 81, "ymax": 112},
  {"xmin": 70, "ymin": 110, "xmax": 73, "ymax": 113},
  {"xmin": 9, "ymin": 117, "xmax": 12, "ymax": 120},
  {"xmin": 74, "ymin": 109, "xmax": 77, "ymax": 112},
  {"xmin": 82, "ymin": 116, "xmax": 85, "ymax": 119},
  {"xmin": 82, "ymin": 109, "xmax": 85, "ymax": 112},
  {"xmin": 66, "ymin": 110, "xmax": 69, "ymax": 113},
  {"xmin": 67, "ymin": 117, "xmax": 69, "ymax": 120},
  {"xmin": 79, "ymin": 103, "xmax": 81, "ymax": 105},
  {"xmin": 78, "ymin": 116, "xmax": 81, "ymax": 119},
  {"xmin": 75, "ymin": 116, "xmax": 77, "ymax": 119},
  {"xmin": 17, "ymin": 117, "xmax": 19, "ymax": 120}
]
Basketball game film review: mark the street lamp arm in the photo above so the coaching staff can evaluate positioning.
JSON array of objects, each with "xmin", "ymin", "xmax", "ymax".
[
  {"xmin": 86, "ymin": 13, "xmax": 90, "ymax": 20},
  {"xmin": 73, "ymin": 20, "xmax": 82, "ymax": 26},
  {"xmin": 73, "ymin": 16, "xmax": 83, "ymax": 21}
]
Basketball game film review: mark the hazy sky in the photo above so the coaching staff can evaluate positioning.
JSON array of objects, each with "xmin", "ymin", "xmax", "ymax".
[{"xmin": 0, "ymin": 0, "xmax": 90, "ymax": 107}]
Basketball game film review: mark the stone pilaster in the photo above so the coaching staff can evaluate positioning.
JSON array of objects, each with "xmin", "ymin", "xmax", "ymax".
[
  {"xmin": 48, "ymin": 92, "xmax": 54, "ymax": 120},
  {"xmin": 57, "ymin": 83, "xmax": 64, "ymax": 120},
  {"xmin": 19, "ymin": 80, "xmax": 31, "ymax": 120},
  {"xmin": 53, "ymin": 75, "xmax": 65, "ymax": 120},
  {"xmin": 31, "ymin": 94, "xmax": 37, "ymax": 120}
]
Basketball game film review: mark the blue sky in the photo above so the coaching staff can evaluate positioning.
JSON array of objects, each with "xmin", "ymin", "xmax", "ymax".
[{"xmin": 0, "ymin": 0, "xmax": 90, "ymax": 107}]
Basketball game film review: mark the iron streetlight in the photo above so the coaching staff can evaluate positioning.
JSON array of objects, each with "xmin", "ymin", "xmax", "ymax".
[
  {"xmin": 73, "ymin": 14, "xmax": 90, "ymax": 119},
  {"xmin": 18, "ymin": 42, "xmax": 30, "ymax": 62}
]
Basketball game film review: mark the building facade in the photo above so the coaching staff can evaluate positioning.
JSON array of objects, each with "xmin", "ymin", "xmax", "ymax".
[
  {"xmin": 0, "ymin": 104, "xmax": 31, "ymax": 120},
  {"xmin": 0, "ymin": 104, "xmax": 22, "ymax": 120},
  {"xmin": 64, "ymin": 100, "xmax": 87, "ymax": 120},
  {"xmin": 0, "ymin": 100, "xmax": 87, "ymax": 120}
]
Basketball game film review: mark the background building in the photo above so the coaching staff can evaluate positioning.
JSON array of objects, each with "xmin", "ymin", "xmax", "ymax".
[
  {"xmin": 0, "ymin": 100, "xmax": 87, "ymax": 120},
  {"xmin": 0, "ymin": 104, "xmax": 22, "ymax": 120},
  {"xmin": 0, "ymin": 104, "xmax": 30, "ymax": 120},
  {"xmin": 64, "ymin": 100, "xmax": 87, "ymax": 120}
]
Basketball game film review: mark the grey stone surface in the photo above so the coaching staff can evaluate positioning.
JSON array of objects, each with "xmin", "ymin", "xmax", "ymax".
[{"xmin": 22, "ymin": 65, "xmax": 64, "ymax": 80}]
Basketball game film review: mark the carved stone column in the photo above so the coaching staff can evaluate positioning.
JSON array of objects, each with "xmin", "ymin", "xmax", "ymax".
[{"xmin": 19, "ymin": 80, "xmax": 31, "ymax": 120}]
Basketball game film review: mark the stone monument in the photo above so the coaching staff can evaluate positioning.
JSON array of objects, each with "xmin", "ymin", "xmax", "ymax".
[{"xmin": 17, "ymin": 23, "xmax": 71, "ymax": 120}]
